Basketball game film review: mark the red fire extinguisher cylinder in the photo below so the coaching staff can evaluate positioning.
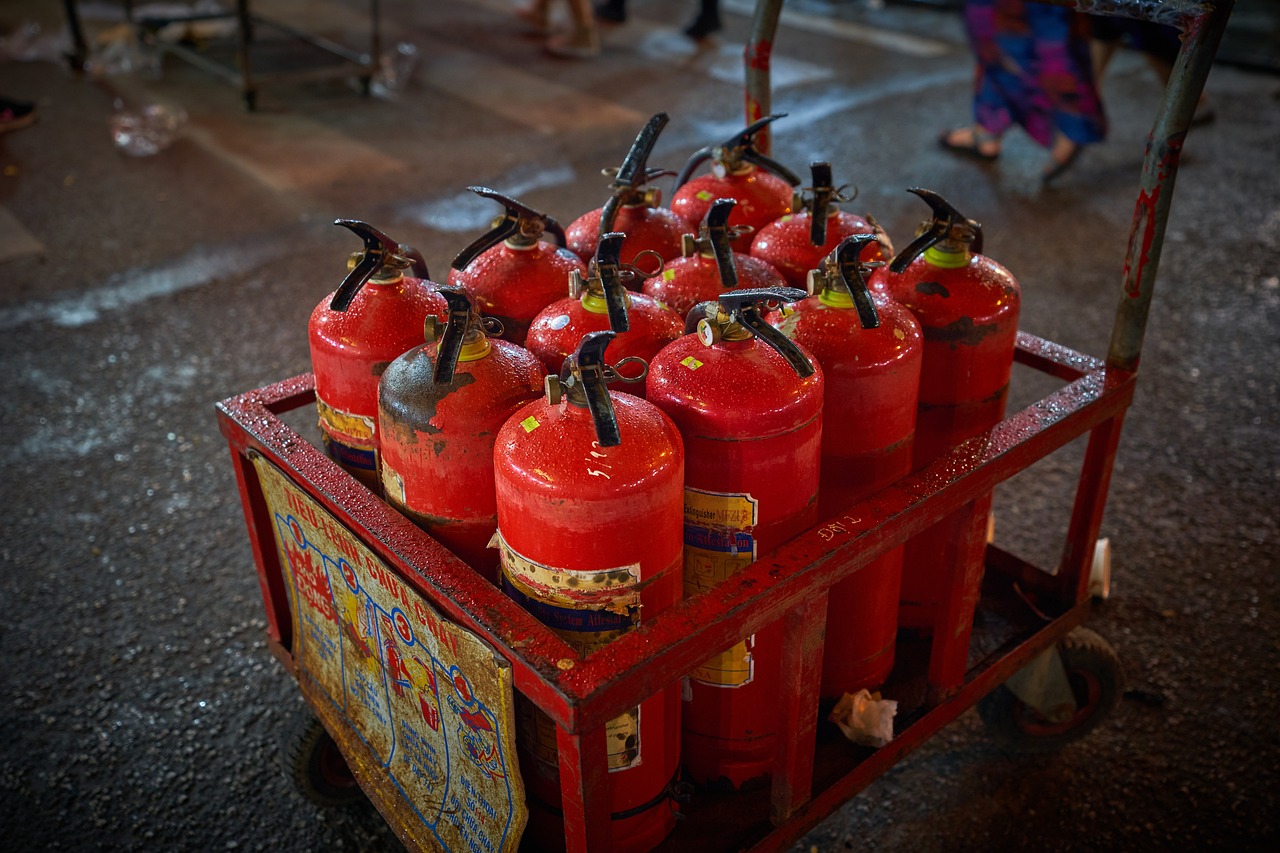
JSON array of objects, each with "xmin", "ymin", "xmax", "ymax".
[
  {"xmin": 377, "ymin": 287, "xmax": 546, "ymax": 582},
  {"xmin": 494, "ymin": 331, "xmax": 685, "ymax": 853},
  {"xmin": 750, "ymin": 161, "xmax": 893, "ymax": 290},
  {"xmin": 871, "ymin": 188, "xmax": 1021, "ymax": 633},
  {"xmin": 768, "ymin": 234, "xmax": 924, "ymax": 696},
  {"xmin": 525, "ymin": 232, "xmax": 682, "ymax": 395},
  {"xmin": 646, "ymin": 287, "xmax": 823, "ymax": 790},
  {"xmin": 448, "ymin": 186, "xmax": 587, "ymax": 346},
  {"xmin": 565, "ymin": 112, "xmax": 692, "ymax": 268},
  {"xmin": 308, "ymin": 219, "xmax": 447, "ymax": 491}
]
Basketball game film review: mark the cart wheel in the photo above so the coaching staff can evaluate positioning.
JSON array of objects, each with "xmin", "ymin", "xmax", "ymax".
[
  {"xmin": 358, "ymin": 75, "xmax": 373, "ymax": 97},
  {"xmin": 283, "ymin": 710, "xmax": 364, "ymax": 807},
  {"xmin": 977, "ymin": 627, "xmax": 1124, "ymax": 751}
]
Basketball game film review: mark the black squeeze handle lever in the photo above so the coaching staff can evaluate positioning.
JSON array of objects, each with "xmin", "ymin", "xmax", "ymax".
[
  {"xmin": 450, "ymin": 186, "xmax": 567, "ymax": 272},
  {"xmin": 562, "ymin": 330, "xmax": 623, "ymax": 448},
  {"xmin": 600, "ymin": 112, "xmax": 672, "ymax": 236},
  {"xmin": 672, "ymin": 113, "xmax": 801, "ymax": 190},
  {"xmin": 430, "ymin": 286, "xmax": 477, "ymax": 385},
  {"xmin": 330, "ymin": 219, "xmax": 431, "ymax": 312},
  {"xmin": 594, "ymin": 232, "xmax": 632, "ymax": 334},
  {"xmin": 699, "ymin": 198, "xmax": 739, "ymax": 288},
  {"xmin": 716, "ymin": 287, "xmax": 816, "ymax": 378},
  {"xmin": 808, "ymin": 162, "xmax": 836, "ymax": 248},
  {"xmin": 888, "ymin": 187, "xmax": 985, "ymax": 274},
  {"xmin": 829, "ymin": 234, "xmax": 882, "ymax": 330}
]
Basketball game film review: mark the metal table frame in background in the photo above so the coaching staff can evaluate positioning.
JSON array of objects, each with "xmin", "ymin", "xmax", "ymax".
[{"xmin": 60, "ymin": 0, "xmax": 380, "ymax": 110}]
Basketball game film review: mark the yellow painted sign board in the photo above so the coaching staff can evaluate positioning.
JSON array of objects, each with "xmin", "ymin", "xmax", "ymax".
[{"xmin": 253, "ymin": 456, "xmax": 527, "ymax": 853}]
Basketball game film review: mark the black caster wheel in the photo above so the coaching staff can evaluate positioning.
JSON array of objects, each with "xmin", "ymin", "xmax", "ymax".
[
  {"xmin": 282, "ymin": 709, "xmax": 364, "ymax": 807},
  {"xmin": 978, "ymin": 626, "xmax": 1124, "ymax": 751}
]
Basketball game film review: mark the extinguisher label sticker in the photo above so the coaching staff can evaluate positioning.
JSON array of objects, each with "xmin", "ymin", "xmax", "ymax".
[
  {"xmin": 492, "ymin": 532, "xmax": 643, "ymax": 771},
  {"xmin": 316, "ymin": 394, "xmax": 376, "ymax": 442},
  {"xmin": 683, "ymin": 488, "xmax": 758, "ymax": 688},
  {"xmin": 680, "ymin": 356, "xmax": 704, "ymax": 371},
  {"xmin": 519, "ymin": 416, "xmax": 540, "ymax": 433}
]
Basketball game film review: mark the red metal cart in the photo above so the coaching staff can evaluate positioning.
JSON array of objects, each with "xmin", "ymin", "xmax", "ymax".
[{"xmin": 215, "ymin": 1, "xmax": 1232, "ymax": 849}]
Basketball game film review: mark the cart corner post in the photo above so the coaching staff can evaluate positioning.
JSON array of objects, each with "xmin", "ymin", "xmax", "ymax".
[{"xmin": 1106, "ymin": 0, "xmax": 1235, "ymax": 374}]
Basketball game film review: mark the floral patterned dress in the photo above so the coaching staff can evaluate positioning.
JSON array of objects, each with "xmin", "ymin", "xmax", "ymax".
[{"xmin": 965, "ymin": 0, "xmax": 1107, "ymax": 148}]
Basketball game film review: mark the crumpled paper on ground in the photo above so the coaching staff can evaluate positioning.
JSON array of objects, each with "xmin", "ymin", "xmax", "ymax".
[{"xmin": 828, "ymin": 689, "xmax": 897, "ymax": 748}]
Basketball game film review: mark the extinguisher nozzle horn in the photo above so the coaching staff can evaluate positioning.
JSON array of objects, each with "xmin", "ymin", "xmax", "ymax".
[
  {"xmin": 888, "ymin": 187, "xmax": 984, "ymax": 273},
  {"xmin": 330, "ymin": 219, "xmax": 402, "ymax": 312},
  {"xmin": 563, "ymin": 330, "xmax": 622, "ymax": 448}
]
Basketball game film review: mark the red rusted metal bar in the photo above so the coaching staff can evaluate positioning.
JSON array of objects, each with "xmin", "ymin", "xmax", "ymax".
[
  {"xmin": 769, "ymin": 591, "xmax": 827, "ymax": 824},
  {"xmin": 1059, "ymin": 405, "xmax": 1129, "ymax": 603},
  {"xmin": 1103, "ymin": 0, "xmax": 1234, "ymax": 372},
  {"xmin": 225, "ymin": 445, "xmax": 292, "ymax": 650},
  {"xmin": 925, "ymin": 494, "xmax": 996, "ymax": 700},
  {"xmin": 557, "ymin": 724, "xmax": 613, "ymax": 853}
]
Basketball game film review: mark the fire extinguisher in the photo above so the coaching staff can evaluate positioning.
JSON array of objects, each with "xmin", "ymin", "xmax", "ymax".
[
  {"xmin": 869, "ymin": 187, "xmax": 1021, "ymax": 633},
  {"xmin": 447, "ymin": 186, "xmax": 587, "ymax": 346},
  {"xmin": 646, "ymin": 287, "xmax": 823, "ymax": 789},
  {"xmin": 525, "ymin": 232, "xmax": 682, "ymax": 394},
  {"xmin": 750, "ymin": 161, "xmax": 893, "ymax": 289},
  {"xmin": 377, "ymin": 287, "xmax": 546, "ymax": 582},
  {"xmin": 642, "ymin": 196, "xmax": 787, "ymax": 319},
  {"xmin": 767, "ymin": 233, "xmax": 923, "ymax": 696},
  {"xmin": 565, "ymin": 112, "xmax": 692, "ymax": 269},
  {"xmin": 493, "ymin": 331, "xmax": 685, "ymax": 853},
  {"xmin": 308, "ymin": 219, "xmax": 447, "ymax": 491},
  {"xmin": 669, "ymin": 113, "xmax": 800, "ymax": 251}
]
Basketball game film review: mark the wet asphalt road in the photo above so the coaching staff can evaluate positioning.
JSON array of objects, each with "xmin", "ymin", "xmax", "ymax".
[{"xmin": 1, "ymin": 1, "xmax": 1277, "ymax": 851}]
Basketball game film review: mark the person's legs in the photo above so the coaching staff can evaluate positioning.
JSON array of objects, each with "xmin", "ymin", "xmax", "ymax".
[
  {"xmin": 514, "ymin": 0, "xmax": 551, "ymax": 33},
  {"xmin": 685, "ymin": 0, "xmax": 722, "ymax": 40},
  {"xmin": 548, "ymin": 0, "xmax": 600, "ymax": 58},
  {"xmin": 594, "ymin": 0, "xmax": 627, "ymax": 23}
]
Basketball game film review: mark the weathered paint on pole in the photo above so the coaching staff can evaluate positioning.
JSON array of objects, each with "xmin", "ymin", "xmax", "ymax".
[{"xmin": 745, "ymin": 0, "xmax": 784, "ymax": 155}]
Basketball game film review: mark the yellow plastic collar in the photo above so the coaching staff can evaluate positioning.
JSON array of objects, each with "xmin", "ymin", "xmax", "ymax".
[{"xmin": 923, "ymin": 244, "xmax": 970, "ymax": 269}]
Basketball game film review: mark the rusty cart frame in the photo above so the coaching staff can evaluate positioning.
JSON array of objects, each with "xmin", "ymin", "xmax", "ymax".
[{"xmin": 215, "ymin": 0, "xmax": 1233, "ymax": 849}]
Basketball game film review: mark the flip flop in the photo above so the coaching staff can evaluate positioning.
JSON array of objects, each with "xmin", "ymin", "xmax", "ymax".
[
  {"xmin": 1041, "ymin": 144, "xmax": 1083, "ymax": 185},
  {"xmin": 938, "ymin": 128, "xmax": 1000, "ymax": 162}
]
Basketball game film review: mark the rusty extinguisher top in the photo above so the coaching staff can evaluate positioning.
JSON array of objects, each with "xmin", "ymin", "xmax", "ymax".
[
  {"xmin": 806, "ymin": 233, "xmax": 882, "ymax": 328},
  {"xmin": 689, "ymin": 286, "xmax": 818, "ymax": 377},
  {"xmin": 672, "ymin": 113, "xmax": 802, "ymax": 190},
  {"xmin": 888, "ymin": 187, "xmax": 985, "ymax": 273},
  {"xmin": 598, "ymin": 112, "xmax": 675, "ymax": 235},
  {"xmin": 449, "ymin": 186, "xmax": 568, "ymax": 271},
  {"xmin": 567, "ymin": 231, "xmax": 639, "ymax": 332},
  {"xmin": 328, "ymin": 219, "xmax": 433, "ymax": 311}
]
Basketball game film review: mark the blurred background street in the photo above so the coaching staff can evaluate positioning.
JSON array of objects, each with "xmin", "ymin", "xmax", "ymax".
[{"xmin": 1, "ymin": 1, "xmax": 1277, "ymax": 850}]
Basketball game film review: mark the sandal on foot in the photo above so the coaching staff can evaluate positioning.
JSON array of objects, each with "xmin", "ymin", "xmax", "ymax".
[
  {"xmin": 938, "ymin": 127, "xmax": 1000, "ymax": 162},
  {"xmin": 1041, "ymin": 142, "xmax": 1083, "ymax": 184}
]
